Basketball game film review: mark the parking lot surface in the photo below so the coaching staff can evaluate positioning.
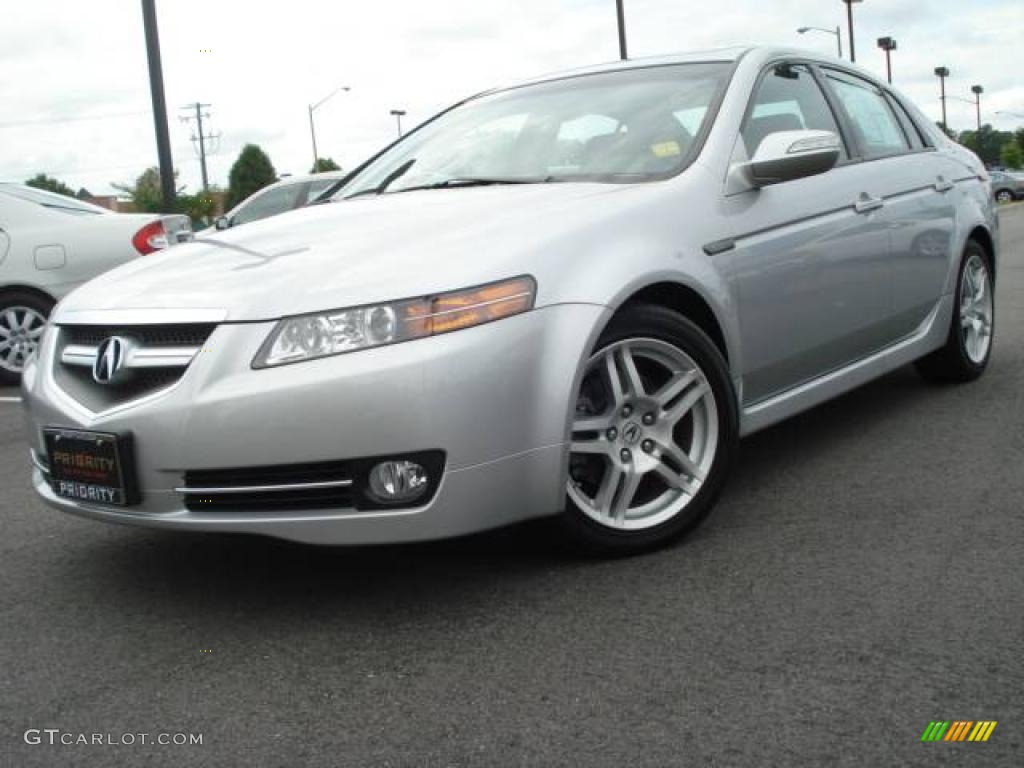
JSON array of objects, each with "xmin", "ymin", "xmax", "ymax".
[{"xmin": 1, "ymin": 205, "xmax": 1022, "ymax": 767}]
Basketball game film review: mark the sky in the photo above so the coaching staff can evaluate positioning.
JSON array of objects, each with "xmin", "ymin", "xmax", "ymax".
[{"xmin": 1, "ymin": 0, "xmax": 1021, "ymax": 196}]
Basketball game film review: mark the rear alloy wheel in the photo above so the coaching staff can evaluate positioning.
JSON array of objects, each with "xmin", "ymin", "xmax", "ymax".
[
  {"xmin": 994, "ymin": 189, "xmax": 1013, "ymax": 204},
  {"xmin": 563, "ymin": 305, "xmax": 737, "ymax": 554},
  {"xmin": 915, "ymin": 240, "xmax": 994, "ymax": 382},
  {"xmin": 0, "ymin": 292, "xmax": 53, "ymax": 385}
]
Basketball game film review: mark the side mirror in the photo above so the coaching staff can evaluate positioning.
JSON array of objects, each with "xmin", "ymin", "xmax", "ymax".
[
  {"xmin": 214, "ymin": 216, "xmax": 230, "ymax": 231},
  {"xmin": 742, "ymin": 130, "xmax": 841, "ymax": 188}
]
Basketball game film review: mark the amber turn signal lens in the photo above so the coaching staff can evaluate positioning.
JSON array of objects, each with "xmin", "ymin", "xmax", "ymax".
[{"xmin": 401, "ymin": 276, "xmax": 535, "ymax": 336}]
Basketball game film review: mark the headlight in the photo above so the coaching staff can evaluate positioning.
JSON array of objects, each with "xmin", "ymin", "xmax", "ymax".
[{"xmin": 252, "ymin": 275, "xmax": 536, "ymax": 368}]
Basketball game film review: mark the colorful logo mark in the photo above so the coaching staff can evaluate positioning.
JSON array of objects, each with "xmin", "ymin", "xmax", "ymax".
[{"xmin": 921, "ymin": 721, "xmax": 997, "ymax": 742}]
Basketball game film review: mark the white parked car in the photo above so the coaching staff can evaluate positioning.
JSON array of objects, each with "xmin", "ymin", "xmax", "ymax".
[
  {"xmin": 0, "ymin": 183, "xmax": 191, "ymax": 383},
  {"xmin": 207, "ymin": 171, "xmax": 349, "ymax": 232}
]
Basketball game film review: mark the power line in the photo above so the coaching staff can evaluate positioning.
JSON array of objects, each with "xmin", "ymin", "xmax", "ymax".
[
  {"xmin": 0, "ymin": 110, "xmax": 151, "ymax": 129},
  {"xmin": 179, "ymin": 102, "xmax": 221, "ymax": 192}
]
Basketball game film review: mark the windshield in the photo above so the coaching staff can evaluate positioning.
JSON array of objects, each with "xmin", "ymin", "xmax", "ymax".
[
  {"xmin": 0, "ymin": 183, "xmax": 109, "ymax": 215},
  {"xmin": 340, "ymin": 62, "xmax": 731, "ymax": 198}
]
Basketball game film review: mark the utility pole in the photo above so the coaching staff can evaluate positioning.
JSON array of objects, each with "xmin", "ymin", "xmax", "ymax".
[
  {"xmin": 180, "ymin": 102, "xmax": 219, "ymax": 192},
  {"xmin": 616, "ymin": 0, "xmax": 627, "ymax": 60},
  {"xmin": 140, "ymin": 0, "xmax": 175, "ymax": 212}
]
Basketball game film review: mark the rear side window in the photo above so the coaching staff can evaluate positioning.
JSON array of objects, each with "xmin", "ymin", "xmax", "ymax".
[
  {"xmin": 741, "ymin": 64, "xmax": 846, "ymax": 159},
  {"xmin": 885, "ymin": 93, "xmax": 928, "ymax": 150},
  {"xmin": 823, "ymin": 71, "xmax": 910, "ymax": 158}
]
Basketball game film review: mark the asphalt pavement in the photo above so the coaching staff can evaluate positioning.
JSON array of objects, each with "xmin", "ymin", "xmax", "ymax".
[{"xmin": 1, "ymin": 206, "xmax": 1022, "ymax": 767}]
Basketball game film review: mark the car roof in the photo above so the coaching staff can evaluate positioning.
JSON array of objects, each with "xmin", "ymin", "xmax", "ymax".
[{"xmin": 488, "ymin": 45, "xmax": 875, "ymax": 94}]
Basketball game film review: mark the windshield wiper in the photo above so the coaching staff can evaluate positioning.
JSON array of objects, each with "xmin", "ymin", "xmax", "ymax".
[
  {"xmin": 392, "ymin": 176, "xmax": 559, "ymax": 194},
  {"xmin": 346, "ymin": 159, "xmax": 417, "ymax": 198}
]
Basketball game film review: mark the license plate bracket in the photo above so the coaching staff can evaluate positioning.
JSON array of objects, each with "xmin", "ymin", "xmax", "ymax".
[{"xmin": 43, "ymin": 428, "xmax": 140, "ymax": 506}]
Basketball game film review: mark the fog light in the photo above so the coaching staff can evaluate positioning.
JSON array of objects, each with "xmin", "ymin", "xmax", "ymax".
[{"xmin": 367, "ymin": 460, "xmax": 430, "ymax": 503}]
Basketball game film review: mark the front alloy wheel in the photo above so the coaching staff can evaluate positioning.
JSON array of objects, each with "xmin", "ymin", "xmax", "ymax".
[{"xmin": 563, "ymin": 305, "xmax": 737, "ymax": 553}]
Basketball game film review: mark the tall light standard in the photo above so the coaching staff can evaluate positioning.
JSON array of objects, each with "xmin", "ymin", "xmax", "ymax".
[
  {"xmin": 841, "ymin": 0, "xmax": 863, "ymax": 62},
  {"xmin": 797, "ymin": 26, "xmax": 842, "ymax": 58},
  {"xmin": 934, "ymin": 67, "xmax": 950, "ymax": 134},
  {"xmin": 308, "ymin": 85, "xmax": 351, "ymax": 170},
  {"xmin": 971, "ymin": 85, "xmax": 984, "ymax": 132},
  {"xmin": 876, "ymin": 37, "xmax": 897, "ymax": 84},
  {"xmin": 615, "ymin": 0, "xmax": 627, "ymax": 60},
  {"xmin": 390, "ymin": 109, "xmax": 407, "ymax": 138},
  {"xmin": 140, "ymin": 0, "xmax": 176, "ymax": 212}
]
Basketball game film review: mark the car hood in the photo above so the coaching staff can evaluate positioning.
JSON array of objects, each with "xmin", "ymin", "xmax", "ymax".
[{"xmin": 56, "ymin": 183, "xmax": 644, "ymax": 322}]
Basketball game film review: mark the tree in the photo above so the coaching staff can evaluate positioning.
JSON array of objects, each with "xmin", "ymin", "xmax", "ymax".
[
  {"xmin": 1001, "ymin": 142, "xmax": 1023, "ymax": 170},
  {"xmin": 113, "ymin": 167, "xmax": 175, "ymax": 213},
  {"xmin": 957, "ymin": 125, "xmax": 1013, "ymax": 167},
  {"xmin": 227, "ymin": 144, "xmax": 276, "ymax": 209},
  {"xmin": 310, "ymin": 157, "xmax": 341, "ymax": 174},
  {"xmin": 25, "ymin": 173, "xmax": 75, "ymax": 197},
  {"xmin": 176, "ymin": 190, "xmax": 219, "ymax": 225}
]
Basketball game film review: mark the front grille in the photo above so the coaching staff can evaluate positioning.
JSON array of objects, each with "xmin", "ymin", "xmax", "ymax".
[
  {"xmin": 53, "ymin": 323, "xmax": 216, "ymax": 412},
  {"xmin": 180, "ymin": 451, "xmax": 446, "ymax": 514},
  {"xmin": 62, "ymin": 324, "xmax": 216, "ymax": 348}
]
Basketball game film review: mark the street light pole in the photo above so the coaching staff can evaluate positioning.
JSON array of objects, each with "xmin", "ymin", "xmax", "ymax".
[
  {"xmin": 971, "ymin": 85, "xmax": 984, "ymax": 132},
  {"xmin": 841, "ymin": 0, "xmax": 863, "ymax": 62},
  {"xmin": 390, "ymin": 109, "xmax": 407, "ymax": 138},
  {"xmin": 797, "ymin": 26, "xmax": 842, "ymax": 58},
  {"xmin": 616, "ymin": 0, "xmax": 627, "ymax": 60},
  {"xmin": 934, "ymin": 67, "xmax": 950, "ymax": 133},
  {"xmin": 876, "ymin": 37, "xmax": 897, "ymax": 84},
  {"xmin": 140, "ymin": 0, "xmax": 176, "ymax": 213},
  {"xmin": 308, "ymin": 85, "xmax": 351, "ymax": 170}
]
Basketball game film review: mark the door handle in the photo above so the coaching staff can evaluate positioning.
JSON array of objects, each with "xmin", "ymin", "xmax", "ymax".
[
  {"xmin": 934, "ymin": 178, "xmax": 954, "ymax": 193},
  {"xmin": 854, "ymin": 195, "xmax": 884, "ymax": 214}
]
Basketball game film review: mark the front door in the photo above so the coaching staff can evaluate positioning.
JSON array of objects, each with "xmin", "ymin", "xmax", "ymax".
[{"xmin": 719, "ymin": 62, "xmax": 894, "ymax": 405}]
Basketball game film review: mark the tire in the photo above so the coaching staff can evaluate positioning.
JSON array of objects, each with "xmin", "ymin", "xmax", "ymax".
[
  {"xmin": 561, "ymin": 304, "xmax": 738, "ymax": 555},
  {"xmin": 994, "ymin": 189, "xmax": 1013, "ymax": 204},
  {"xmin": 914, "ymin": 240, "xmax": 994, "ymax": 383},
  {"xmin": 0, "ymin": 290, "xmax": 54, "ymax": 386}
]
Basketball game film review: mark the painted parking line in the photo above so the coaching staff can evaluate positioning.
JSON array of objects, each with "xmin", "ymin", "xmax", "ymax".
[{"xmin": 0, "ymin": 396, "xmax": 22, "ymax": 403}]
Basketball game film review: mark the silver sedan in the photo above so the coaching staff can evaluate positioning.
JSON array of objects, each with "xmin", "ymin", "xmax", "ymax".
[{"xmin": 22, "ymin": 46, "xmax": 997, "ymax": 553}]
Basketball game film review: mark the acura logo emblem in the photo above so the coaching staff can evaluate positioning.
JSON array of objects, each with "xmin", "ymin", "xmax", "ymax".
[
  {"xmin": 92, "ymin": 336, "xmax": 131, "ymax": 384},
  {"xmin": 621, "ymin": 421, "xmax": 642, "ymax": 445}
]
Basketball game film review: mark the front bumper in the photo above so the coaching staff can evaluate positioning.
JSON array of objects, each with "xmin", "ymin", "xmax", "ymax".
[{"xmin": 22, "ymin": 303, "xmax": 608, "ymax": 544}]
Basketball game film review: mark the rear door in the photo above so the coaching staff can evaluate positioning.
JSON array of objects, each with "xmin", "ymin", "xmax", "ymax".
[
  {"xmin": 819, "ymin": 68, "xmax": 956, "ymax": 339},
  {"xmin": 721, "ymin": 62, "xmax": 894, "ymax": 405}
]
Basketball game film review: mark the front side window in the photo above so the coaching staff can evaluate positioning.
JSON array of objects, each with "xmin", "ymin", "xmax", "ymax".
[
  {"xmin": 339, "ymin": 63, "xmax": 732, "ymax": 197},
  {"xmin": 741, "ymin": 64, "xmax": 846, "ymax": 159},
  {"xmin": 824, "ymin": 70, "xmax": 909, "ymax": 159},
  {"xmin": 231, "ymin": 183, "xmax": 302, "ymax": 226}
]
